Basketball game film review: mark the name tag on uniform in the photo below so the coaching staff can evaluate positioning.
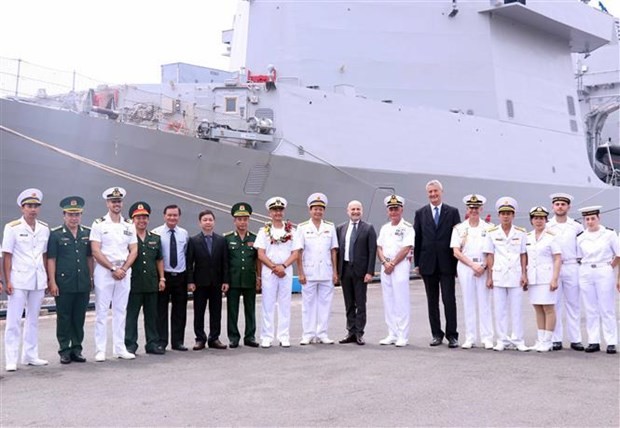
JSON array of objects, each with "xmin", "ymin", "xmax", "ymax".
[
  {"xmin": 494, "ymin": 238, "xmax": 503, "ymax": 241},
  {"xmin": 124, "ymin": 230, "xmax": 133, "ymax": 236}
]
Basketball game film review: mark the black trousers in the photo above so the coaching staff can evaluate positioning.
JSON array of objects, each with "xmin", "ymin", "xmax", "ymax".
[
  {"xmin": 341, "ymin": 263, "xmax": 368, "ymax": 336},
  {"xmin": 422, "ymin": 271, "xmax": 458, "ymax": 340},
  {"xmin": 193, "ymin": 285, "xmax": 222, "ymax": 343},
  {"xmin": 157, "ymin": 271, "xmax": 188, "ymax": 348}
]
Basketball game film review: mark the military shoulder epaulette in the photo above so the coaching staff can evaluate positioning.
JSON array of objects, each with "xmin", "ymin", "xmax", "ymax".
[
  {"xmin": 324, "ymin": 220, "xmax": 334, "ymax": 225},
  {"xmin": 81, "ymin": 225, "xmax": 91, "ymax": 231},
  {"xmin": 402, "ymin": 220, "xmax": 412, "ymax": 227},
  {"xmin": 51, "ymin": 225, "xmax": 63, "ymax": 232},
  {"xmin": 124, "ymin": 218, "xmax": 133, "ymax": 224},
  {"xmin": 515, "ymin": 226, "xmax": 526, "ymax": 232},
  {"xmin": 488, "ymin": 226, "xmax": 499, "ymax": 232},
  {"xmin": 94, "ymin": 217, "xmax": 105, "ymax": 223},
  {"xmin": 298, "ymin": 220, "xmax": 310, "ymax": 226},
  {"xmin": 485, "ymin": 221, "xmax": 495, "ymax": 228},
  {"xmin": 150, "ymin": 230, "xmax": 160, "ymax": 236},
  {"xmin": 576, "ymin": 231, "xmax": 584, "ymax": 237},
  {"xmin": 545, "ymin": 230, "xmax": 555, "ymax": 236},
  {"xmin": 248, "ymin": 230, "xmax": 257, "ymax": 236},
  {"xmin": 574, "ymin": 219, "xmax": 581, "ymax": 224},
  {"xmin": 527, "ymin": 230, "xmax": 533, "ymax": 235},
  {"xmin": 223, "ymin": 231, "xmax": 234, "ymax": 237},
  {"xmin": 606, "ymin": 227, "xmax": 615, "ymax": 231},
  {"xmin": 8, "ymin": 219, "xmax": 22, "ymax": 227},
  {"xmin": 37, "ymin": 220, "xmax": 48, "ymax": 227}
]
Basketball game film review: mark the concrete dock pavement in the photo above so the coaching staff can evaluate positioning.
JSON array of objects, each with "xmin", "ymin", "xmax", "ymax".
[{"xmin": 1, "ymin": 279, "xmax": 618, "ymax": 427}]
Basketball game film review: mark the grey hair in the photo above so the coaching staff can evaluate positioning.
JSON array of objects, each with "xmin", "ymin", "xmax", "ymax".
[{"xmin": 425, "ymin": 179, "xmax": 443, "ymax": 191}]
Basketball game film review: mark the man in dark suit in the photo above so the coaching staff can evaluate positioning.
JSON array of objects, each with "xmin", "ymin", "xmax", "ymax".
[
  {"xmin": 187, "ymin": 209, "xmax": 230, "ymax": 350},
  {"xmin": 336, "ymin": 200, "xmax": 377, "ymax": 345},
  {"xmin": 414, "ymin": 180, "xmax": 461, "ymax": 348}
]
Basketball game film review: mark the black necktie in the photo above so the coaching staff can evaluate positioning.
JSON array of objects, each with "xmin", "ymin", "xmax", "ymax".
[
  {"xmin": 169, "ymin": 229, "xmax": 178, "ymax": 268},
  {"xmin": 348, "ymin": 222, "xmax": 358, "ymax": 262},
  {"xmin": 205, "ymin": 235, "xmax": 213, "ymax": 254}
]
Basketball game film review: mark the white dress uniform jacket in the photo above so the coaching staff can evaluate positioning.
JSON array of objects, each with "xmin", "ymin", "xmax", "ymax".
[
  {"xmin": 526, "ymin": 229, "xmax": 561, "ymax": 305},
  {"xmin": 483, "ymin": 225, "xmax": 527, "ymax": 287},
  {"xmin": 2, "ymin": 217, "xmax": 49, "ymax": 290}
]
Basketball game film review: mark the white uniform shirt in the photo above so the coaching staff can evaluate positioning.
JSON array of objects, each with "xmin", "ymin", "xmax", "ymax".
[
  {"xmin": 577, "ymin": 228, "xmax": 620, "ymax": 264},
  {"xmin": 1, "ymin": 217, "xmax": 49, "ymax": 290},
  {"xmin": 450, "ymin": 220, "xmax": 493, "ymax": 262},
  {"xmin": 254, "ymin": 223, "xmax": 298, "ymax": 265},
  {"xmin": 152, "ymin": 224, "xmax": 189, "ymax": 272},
  {"xmin": 89, "ymin": 213, "xmax": 137, "ymax": 266},
  {"xmin": 296, "ymin": 219, "xmax": 338, "ymax": 281},
  {"xmin": 483, "ymin": 225, "xmax": 527, "ymax": 288},
  {"xmin": 377, "ymin": 219, "xmax": 415, "ymax": 260},
  {"xmin": 547, "ymin": 217, "xmax": 583, "ymax": 264},
  {"xmin": 526, "ymin": 229, "xmax": 561, "ymax": 285}
]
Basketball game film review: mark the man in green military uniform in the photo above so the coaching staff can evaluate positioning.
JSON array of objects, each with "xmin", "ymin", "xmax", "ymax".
[
  {"xmin": 47, "ymin": 196, "xmax": 93, "ymax": 364},
  {"xmin": 225, "ymin": 202, "xmax": 261, "ymax": 348},
  {"xmin": 125, "ymin": 202, "xmax": 166, "ymax": 355}
]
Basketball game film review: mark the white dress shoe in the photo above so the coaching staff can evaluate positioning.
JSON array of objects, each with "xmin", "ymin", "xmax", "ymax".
[
  {"xmin": 115, "ymin": 351, "xmax": 136, "ymax": 360},
  {"xmin": 395, "ymin": 339, "xmax": 408, "ymax": 347},
  {"xmin": 318, "ymin": 337, "xmax": 335, "ymax": 344},
  {"xmin": 5, "ymin": 364, "xmax": 17, "ymax": 372},
  {"xmin": 95, "ymin": 352, "xmax": 106, "ymax": 362},
  {"xmin": 280, "ymin": 339, "xmax": 291, "ymax": 348},
  {"xmin": 379, "ymin": 336, "xmax": 397, "ymax": 345},
  {"xmin": 483, "ymin": 341, "xmax": 494, "ymax": 350},
  {"xmin": 516, "ymin": 344, "xmax": 530, "ymax": 352},
  {"xmin": 493, "ymin": 342, "xmax": 505, "ymax": 352},
  {"xmin": 25, "ymin": 358, "xmax": 49, "ymax": 366},
  {"xmin": 537, "ymin": 342, "xmax": 553, "ymax": 352},
  {"xmin": 260, "ymin": 339, "xmax": 272, "ymax": 348},
  {"xmin": 299, "ymin": 337, "xmax": 311, "ymax": 345},
  {"xmin": 461, "ymin": 340, "xmax": 474, "ymax": 349}
]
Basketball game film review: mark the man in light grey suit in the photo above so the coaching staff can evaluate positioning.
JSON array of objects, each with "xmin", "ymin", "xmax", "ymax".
[{"xmin": 336, "ymin": 200, "xmax": 377, "ymax": 345}]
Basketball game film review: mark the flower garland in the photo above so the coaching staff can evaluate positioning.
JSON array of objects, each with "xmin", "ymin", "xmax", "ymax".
[{"xmin": 264, "ymin": 220, "xmax": 293, "ymax": 244}]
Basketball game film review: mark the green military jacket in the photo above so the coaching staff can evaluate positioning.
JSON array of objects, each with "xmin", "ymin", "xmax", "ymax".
[
  {"xmin": 225, "ymin": 230, "xmax": 258, "ymax": 289},
  {"xmin": 131, "ymin": 231, "xmax": 163, "ymax": 293},
  {"xmin": 47, "ymin": 225, "xmax": 92, "ymax": 293}
]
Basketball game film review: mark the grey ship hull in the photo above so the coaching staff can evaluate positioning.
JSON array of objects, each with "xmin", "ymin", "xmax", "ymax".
[{"xmin": 1, "ymin": 98, "xmax": 619, "ymax": 231}]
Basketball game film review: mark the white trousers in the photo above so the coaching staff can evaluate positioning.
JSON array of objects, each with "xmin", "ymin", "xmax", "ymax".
[
  {"xmin": 493, "ymin": 287, "xmax": 524, "ymax": 346},
  {"xmin": 301, "ymin": 280, "xmax": 334, "ymax": 340},
  {"xmin": 579, "ymin": 265, "xmax": 618, "ymax": 345},
  {"xmin": 260, "ymin": 272, "xmax": 292, "ymax": 342},
  {"xmin": 94, "ymin": 265, "xmax": 131, "ymax": 354},
  {"xmin": 4, "ymin": 288, "xmax": 45, "ymax": 365},
  {"xmin": 553, "ymin": 263, "xmax": 582, "ymax": 343},
  {"xmin": 457, "ymin": 263, "xmax": 493, "ymax": 344},
  {"xmin": 380, "ymin": 262, "xmax": 411, "ymax": 342}
]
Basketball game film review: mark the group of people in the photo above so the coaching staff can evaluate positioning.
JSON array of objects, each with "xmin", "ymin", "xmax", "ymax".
[{"xmin": 1, "ymin": 180, "xmax": 619, "ymax": 372}]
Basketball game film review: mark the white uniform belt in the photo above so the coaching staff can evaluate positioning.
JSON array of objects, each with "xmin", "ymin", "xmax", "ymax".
[
  {"xmin": 470, "ymin": 257, "xmax": 483, "ymax": 263},
  {"xmin": 579, "ymin": 262, "xmax": 611, "ymax": 268},
  {"xmin": 562, "ymin": 259, "xmax": 578, "ymax": 265}
]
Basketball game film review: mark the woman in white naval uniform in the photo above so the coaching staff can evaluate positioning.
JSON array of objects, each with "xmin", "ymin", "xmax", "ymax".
[
  {"xmin": 576, "ymin": 206, "xmax": 620, "ymax": 354},
  {"xmin": 296, "ymin": 193, "xmax": 339, "ymax": 345},
  {"xmin": 483, "ymin": 197, "xmax": 529, "ymax": 352},
  {"xmin": 525, "ymin": 206, "xmax": 561, "ymax": 352},
  {"xmin": 254, "ymin": 197, "xmax": 299, "ymax": 348},
  {"xmin": 450, "ymin": 194, "xmax": 494, "ymax": 349},
  {"xmin": 377, "ymin": 195, "xmax": 415, "ymax": 347}
]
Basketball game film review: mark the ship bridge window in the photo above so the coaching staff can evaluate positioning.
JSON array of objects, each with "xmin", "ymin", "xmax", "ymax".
[
  {"xmin": 506, "ymin": 100, "xmax": 514, "ymax": 118},
  {"xmin": 225, "ymin": 96, "xmax": 237, "ymax": 113},
  {"xmin": 566, "ymin": 96, "xmax": 576, "ymax": 116}
]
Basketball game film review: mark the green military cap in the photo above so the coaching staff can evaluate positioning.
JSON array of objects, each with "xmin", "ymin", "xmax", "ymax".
[
  {"xmin": 60, "ymin": 196, "xmax": 85, "ymax": 213},
  {"xmin": 231, "ymin": 202, "xmax": 253, "ymax": 217},
  {"xmin": 129, "ymin": 201, "xmax": 151, "ymax": 218}
]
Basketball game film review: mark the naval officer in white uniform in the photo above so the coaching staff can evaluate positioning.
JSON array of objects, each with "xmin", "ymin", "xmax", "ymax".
[
  {"xmin": 576, "ymin": 206, "xmax": 620, "ymax": 354},
  {"xmin": 296, "ymin": 193, "xmax": 339, "ymax": 345},
  {"xmin": 2, "ymin": 189, "xmax": 50, "ymax": 372},
  {"xmin": 483, "ymin": 197, "xmax": 529, "ymax": 352},
  {"xmin": 377, "ymin": 194, "xmax": 415, "ymax": 347},
  {"xmin": 450, "ymin": 194, "xmax": 494, "ymax": 349},
  {"xmin": 547, "ymin": 192, "xmax": 585, "ymax": 351},
  {"xmin": 254, "ymin": 197, "xmax": 299, "ymax": 348},
  {"xmin": 525, "ymin": 206, "xmax": 561, "ymax": 352},
  {"xmin": 90, "ymin": 187, "xmax": 138, "ymax": 361}
]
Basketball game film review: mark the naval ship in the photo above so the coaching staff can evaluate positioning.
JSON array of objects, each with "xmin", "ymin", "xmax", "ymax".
[{"xmin": 1, "ymin": 0, "xmax": 619, "ymax": 232}]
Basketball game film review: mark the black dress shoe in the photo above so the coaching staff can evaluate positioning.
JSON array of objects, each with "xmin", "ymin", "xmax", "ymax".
[
  {"xmin": 146, "ymin": 346, "xmax": 165, "ymax": 355},
  {"xmin": 552, "ymin": 342, "xmax": 563, "ymax": 351},
  {"xmin": 244, "ymin": 340, "xmax": 260, "ymax": 348},
  {"xmin": 430, "ymin": 337, "xmax": 443, "ymax": 347},
  {"xmin": 60, "ymin": 355, "xmax": 72, "ymax": 364},
  {"xmin": 70, "ymin": 353, "xmax": 87, "ymax": 363},
  {"xmin": 585, "ymin": 344, "xmax": 600, "ymax": 353},
  {"xmin": 339, "ymin": 335, "xmax": 357, "ymax": 344},
  {"xmin": 570, "ymin": 342, "xmax": 585, "ymax": 351},
  {"xmin": 229, "ymin": 342, "xmax": 239, "ymax": 349},
  {"xmin": 172, "ymin": 344, "xmax": 188, "ymax": 351},
  {"xmin": 606, "ymin": 345, "xmax": 617, "ymax": 354},
  {"xmin": 448, "ymin": 338, "xmax": 459, "ymax": 348},
  {"xmin": 356, "ymin": 335, "xmax": 365, "ymax": 346},
  {"xmin": 208, "ymin": 339, "xmax": 227, "ymax": 350},
  {"xmin": 193, "ymin": 341, "xmax": 206, "ymax": 351}
]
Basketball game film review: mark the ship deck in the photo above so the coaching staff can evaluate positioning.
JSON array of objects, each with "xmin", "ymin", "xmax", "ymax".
[{"xmin": 1, "ymin": 279, "xmax": 618, "ymax": 427}]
